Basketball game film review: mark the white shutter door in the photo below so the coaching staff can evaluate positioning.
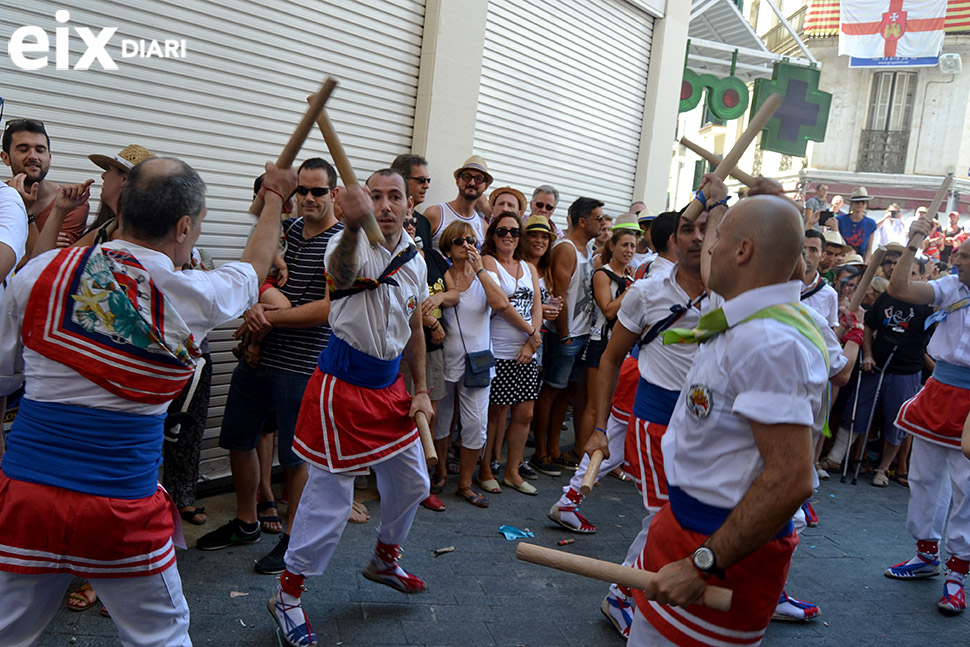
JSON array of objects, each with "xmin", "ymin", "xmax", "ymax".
[
  {"xmin": 474, "ymin": 0, "xmax": 653, "ymax": 226},
  {"xmin": 1, "ymin": 0, "xmax": 425, "ymax": 481}
]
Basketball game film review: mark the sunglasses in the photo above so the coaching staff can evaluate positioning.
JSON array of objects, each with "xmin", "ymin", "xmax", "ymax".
[
  {"xmin": 3, "ymin": 117, "xmax": 45, "ymax": 131},
  {"xmin": 495, "ymin": 226, "xmax": 521, "ymax": 239},
  {"xmin": 409, "ymin": 176, "xmax": 431, "ymax": 186},
  {"xmin": 452, "ymin": 236, "xmax": 477, "ymax": 247},
  {"xmin": 295, "ymin": 185, "xmax": 330, "ymax": 197},
  {"xmin": 404, "ymin": 218, "xmax": 418, "ymax": 227},
  {"xmin": 534, "ymin": 201, "xmax": 555, "ymax": 211},
  {"xmin": 459, "ymin": 172, "xmax": 487, "ymax": 185}
]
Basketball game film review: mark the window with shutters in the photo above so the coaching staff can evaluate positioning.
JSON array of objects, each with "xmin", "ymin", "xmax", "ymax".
[{"xmin": 857, "ymin": 71, "xmax": 916, "ymax": 174}]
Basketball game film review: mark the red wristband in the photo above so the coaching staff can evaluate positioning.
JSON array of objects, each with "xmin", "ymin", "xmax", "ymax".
[
  {"xmin": 263, "ymin": 186, "xmax": 285, "ymax": 202},
  {"xmin": 414, "ymin": 389, "xmax": 432, "ymax": 396}
]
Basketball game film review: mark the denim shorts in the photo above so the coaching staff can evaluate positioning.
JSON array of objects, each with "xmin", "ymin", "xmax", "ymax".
[
  {"xmin": 218, "ymin": 360, "xmax": 310, "ymax": 467},
  {"xmin": 541, "ymin": 333, "xmax": 588, "ymax": 389}
]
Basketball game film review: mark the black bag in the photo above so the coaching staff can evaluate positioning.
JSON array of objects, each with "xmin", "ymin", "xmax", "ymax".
[{"xmin": 454, "ymin": 297, "xmax": 494, "ymax": 388}]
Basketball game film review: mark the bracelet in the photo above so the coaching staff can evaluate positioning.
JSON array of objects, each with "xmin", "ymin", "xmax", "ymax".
[
  {"xmin": 594, "ymin": 426, "xmax": 607, "ymax": 435},
  {"xmin": 476, "ymin": 268, "xmax": 485, "ymax": 277},
  {"xmin": 694, "ymin": 188, "xmax": 707, "ymax": 206},
  {"xmin": 263, "ymin": 186, "xmax": 285, "ymax": 202},
  {"xmin": 414, "ymin": 388, "xmax": 433, "ymax": 396},
  {"xmin": 706, "ymin": 197, "xmax": 729, "ymax": 209}
]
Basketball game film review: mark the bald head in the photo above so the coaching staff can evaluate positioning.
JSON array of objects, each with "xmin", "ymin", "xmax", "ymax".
[
  {"xmin": 120, "ymin": 157, "xmax": 206, "ymax": 241},
  {"xmin": 709, "ymin": 195, "xmax": 804, "ymax": 298}
]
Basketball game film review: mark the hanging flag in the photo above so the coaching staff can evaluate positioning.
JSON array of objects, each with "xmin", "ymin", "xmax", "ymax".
[{"xmin": 839, "ymin": 0, "xmax": 947, "ymax": 67}]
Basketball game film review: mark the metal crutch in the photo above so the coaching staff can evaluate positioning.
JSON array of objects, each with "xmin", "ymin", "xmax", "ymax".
[
  {"xmin": 852, "ymin": 345, "xmax": 899, "ymax": 485},
  {"xmin": 840, "ymin": 353, "xmax": 864, "ymax": 484}
]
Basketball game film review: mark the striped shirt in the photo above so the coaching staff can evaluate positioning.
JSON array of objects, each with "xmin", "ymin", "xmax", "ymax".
[{"xmin": 261, "ymin": 218, "xmax": 343, "ymax": 375}]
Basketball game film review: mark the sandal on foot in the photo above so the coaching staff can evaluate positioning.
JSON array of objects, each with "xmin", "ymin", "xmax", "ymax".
[
  {"xmin": 179, "ymin": 506, "xmax": 207, "ymax": 526},
  {"xmin": 349, "ymin": 501, "xmax": 370, "ymax": 524},
  {"xmin": 895, "ymin": 473, "xmax": 910, "ymax": 487},
  {"xmin": 257, "ymin": 501, "xmax": 283, "ymax": 534},
  {"xmin": 421, "ymin": 494, "xmax": 446, "ymax": 511},
  {"xmin": 67, "ymin": 582, "xmax": 98, "ymax": 612},
  {"xmin": 429, "ymin": 475, "xmax": 446, "ymax": 495},
  {"xmin": 477, "ymin": 478, "xmax": 502, "ymax": 494},
  {"xmin": 457, "ymin": 487, "xmax": 489, "ymax": 508}
]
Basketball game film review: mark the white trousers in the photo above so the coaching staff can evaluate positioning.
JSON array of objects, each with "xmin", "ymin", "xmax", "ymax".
[
  {"xmin": 629, "ymin": 608, "xmax": 678, "ymax": 647},
  {"xmin": 434, "ymin": 380, "xmax": 489, "ymax": 450},
  {"xmin": 558, "ymin": 409, "xmax": 628, "ymax": 506},
  {"xmin": 908, "ymin": 436, "xmax": 970, "ymax": 560},
  {"xmin": 0, "ymin": 563, "xmax": 191, "ymax": 647},
  {"xmin": 285, "ymin": 441, "xmax": 430, "ymax": 576}
]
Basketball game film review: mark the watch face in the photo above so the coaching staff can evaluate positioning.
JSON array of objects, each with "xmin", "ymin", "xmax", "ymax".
[{"xmin": 694, "ymin": 547, "xmax": 715, "ymax": 571}]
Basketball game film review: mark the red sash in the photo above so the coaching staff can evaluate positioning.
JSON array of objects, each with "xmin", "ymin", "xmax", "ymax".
[
  {"xmin": 896, "ymin": 378, "xmax": 970, "ymax": 449},
  {"xmin": 23, "ymin": 246, "xmax": 199, "ymax": 404},
  {"xmin": 293, "ymin": 369, "xmax": 418, "ymax": 472}
]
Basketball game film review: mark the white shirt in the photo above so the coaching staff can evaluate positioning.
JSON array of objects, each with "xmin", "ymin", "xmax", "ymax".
[
  {"xmin": 547, "ymin": 238, "xmax": 594, "ymax": 339},
  {"xmin": 0, "ymin": 240, "xmax": 258, "ymax": 415},
  {"xmin": 616, "ymin": 264, "xmax": 701, "ymax": 391},
  {"xmin": 874, "ymin": 217, "xmax": 909, "ymax": 247},
  {"xmin": 441, "ymin": 272, "xmax": 496, "ymax": 382},
  {"xmin": 0, "ymin": 184, "xmax": 28, "ymax": 298},
  {"xmin": 326, "ymin": 229, "xmax": 428, "ymax": 361},
  {"xmin": 631, "ymin": 251, "xmax": 656, "ymax": 271},
  {"xmin": 662, "ymin": 282, "xmax": 829, "ymax": 509},
  {"xmin": 795, "ymin": 282, "xmax": 849, "ymax": 433},
  {"xmin": 431, "ymin": 203, "xmax": 486, "ymax": 251},
  {"xmin": 802, "ymin": 272, "xmax": 839, "ymax": 327},
  {"xmin": 928, "ymin": 274, "xmax": 970, "ymax": 367},
  {"xmin": 490, "ymin": 260, "xmax": 535, "ymax": 361}
]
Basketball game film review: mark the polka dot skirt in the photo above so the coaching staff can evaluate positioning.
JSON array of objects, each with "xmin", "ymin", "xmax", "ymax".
[{"xmin": 489, "ymin": 357, "xmax": 539, "ymax": 406}]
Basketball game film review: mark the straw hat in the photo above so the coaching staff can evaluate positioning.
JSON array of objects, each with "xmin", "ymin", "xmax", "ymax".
[
  {"xmin": 840, "ymin": 252, "xmax": 866, "ymax": 268},
  {"xmin": 453, "ymin": 155, "xmax": 493, "ymax": 184},
  {"xmin": 612, "ymin": 212, "xmax": 642, "ymax": 232},
  {"xmin": 884, "ymin": 242, "xmax": 907, "ymax": 256},
  {"xmin": 488, "ymin": 186, "xmax": 526, "ymax": 212},
  {"xmin": 637, "ymin": 208, "xmax": 658, "ymax": 224},
  {"xmin": 524, "ymin": 214, "xmax": 552, "ymax": 235},
  {"xmin": 823, "ymin": 230, "xmax": 852, "ymax": 254},
  {"xmin": 849, "ymin": 186, "xmax": 872, "ymax": 202},
  {"xmin": 89, "ymin": 144, "xmax": 155, "ymax": 173}
]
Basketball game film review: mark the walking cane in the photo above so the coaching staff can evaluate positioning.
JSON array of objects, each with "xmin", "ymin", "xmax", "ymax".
[
  {"xmin": 852, "ymin": 345, "xmax": 899, "ymax": 485},
  {"xmin": 840, "ymin": 353, "xmax": 864, "ymax": 484}
]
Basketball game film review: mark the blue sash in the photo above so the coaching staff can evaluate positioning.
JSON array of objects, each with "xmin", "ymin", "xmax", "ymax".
[
  {"xmin": 2, "ymin": 398, "xmax": 165, "ymax": 499},
  {"xmin": 317, "ymin": 334, "xmax": 402, "ymax": 389},
  {"xmin": 668, "ymin": 485, "xmax": 794, "ymax": 540},
  {"xmin": 632, "ymin": 378, "xmax": 679, "ymax": 426},
  {"xmin": 933, "ymin": 361, "xmax": 970, "ymax": 389}
]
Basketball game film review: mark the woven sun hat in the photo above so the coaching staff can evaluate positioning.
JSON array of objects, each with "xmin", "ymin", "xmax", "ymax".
[
  {"xmin": 524, "ymin": 214, "xmax": 552, "ymax": 234},
  {"xmin": 849, "ymin": 186, "xmax": 872, "ymax": 202},
  {"xmin": 89, "ymin": 144, "xmax": 156, "ymax": 173},
  {"xmin": 884, "ymin": 242, "xmax": 907, "ymax": 256},
  {"xmin": 488, "ymin": 186, "xmax": 526, "ymax": 212},
  {"xmin": 840, "ymin": 252, "xmax": 866, "ymax": 268},
  {"xmin": 612, "ymin": 212, "xmax": 642, "ymax": 232},
  {"xmin": 637, "ymin": 208, "xmax": 658, "ymax": 223},
  {"xmin": 453, "ymin": 155, "xmax": 493, "ymax": 184},
  {"xmin": 823, "ymin": 230, "xmax": 852, "ymax": 254}
]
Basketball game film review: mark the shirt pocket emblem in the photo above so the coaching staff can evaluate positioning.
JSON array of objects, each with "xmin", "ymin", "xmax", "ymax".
[{"xmin": 686, "ymin": 384, "xmax": 713, "ymax": 419}]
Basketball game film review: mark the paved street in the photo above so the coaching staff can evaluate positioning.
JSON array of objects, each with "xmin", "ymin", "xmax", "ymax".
[{"xmin": 39, "ymin": 463, "xmax": 970, "ymax": 646}]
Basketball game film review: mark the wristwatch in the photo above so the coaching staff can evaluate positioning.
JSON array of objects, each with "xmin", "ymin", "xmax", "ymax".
[{"xmin": 691, "ymin": 546, "xmax": 725, "ymax": 579}]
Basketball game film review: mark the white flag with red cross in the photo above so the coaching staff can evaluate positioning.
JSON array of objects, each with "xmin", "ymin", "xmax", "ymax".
[{"xmin": 839, "ymin": 0, "xmax": 947, "ymax": 63}]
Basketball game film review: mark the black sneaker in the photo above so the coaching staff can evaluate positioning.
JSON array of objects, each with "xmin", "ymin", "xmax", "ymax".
[
  {"xmin": 529, "ymin": 454, "xmax": 561, "ymax": 477},
  {"xmin": 197, "ymin": 518, "xmax": 261, "ymax": 551},
  {"xmin": 254, "ymin": 534, "xmax": 289, "ymax": 574},
  {"xmin": 519, "ymin": 461, "xmax": 539, "ymax": 481},
  {"xmin": 552, "ymin": 452, "xmax": 580, "ymax": 471}
]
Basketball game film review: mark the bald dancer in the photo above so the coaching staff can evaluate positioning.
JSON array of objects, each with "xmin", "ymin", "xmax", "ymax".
[{"xmin": 629, "ymin": 182, "xmax": 830, "ymax": 646}]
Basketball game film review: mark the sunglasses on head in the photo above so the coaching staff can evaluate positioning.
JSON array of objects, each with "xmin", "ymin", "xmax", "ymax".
[
  {"xmin": 452, "ymin": 236, "xmax": 477, "ymax": 247},
  {"xmin": 3, "ymin": 117, "xmax": 45, "ymax": 131},
  {"xmin": 495, "ymin": 226, "xmax": 520, "ymax": 239},
  {"xmin": 409, "ymin": 176, "xmax": 431, "ymax": 186},
  {"xmin": 295, "ymin": 185, "xmax": 330, "ymax": 197},
  {"xmin": 459, "ymin": 172, "xmax": 487, "ymax": 184},
  {"xmin": 534, "ymin": 201, "xmax": 555, "ymax": 211}
]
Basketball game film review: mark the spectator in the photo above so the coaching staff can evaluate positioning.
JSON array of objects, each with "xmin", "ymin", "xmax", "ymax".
[
  {"xmin": 820, "ymin": 230, "xmax": 852, "ymax": 285},
  {"xmin": 2, "ymin": 118, "xmax": 88, "ymax": 246},
  {"xmin": 631, "ymin": 210, "xmax": 657, "ymax": 269},
  {"xmin": 527, "ymin": 184, "xmax": 563, "ymax": 239},
  {"xmin": 836, "ymin": 187, "xmax": 878, "ymax": 260},
  {"xmin": 635, "ymin": 210, "xmax": 679, "ymax": 280},
  {"xmin": 424, "ymin": 156, "xmax": 491, "ymax": 249},
  {"xmin": 802, "ymin": 230, "xmax": 840, "ymax": 327},
  {"xmin": 804, "ymin": 183, "xmax": 830, "ymax": 228},
  {"xmin": 831, "ymin": 194, "xmax": 847, "ymax": 216},
  {"xmin": 488, "ymin": 186, "xmax": 526, "ymax": 220},
  {"xmin": 481, "ymin": 212, "xmax": 543, "ymax": 495},
  {"xmin": 874, "ymin": 203, "xmax": 909, "ymax": 248}
]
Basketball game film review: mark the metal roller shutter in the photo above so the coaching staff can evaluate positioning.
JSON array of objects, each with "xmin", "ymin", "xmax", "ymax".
[
  {"xmin": 1, "ymin": 0, "xmax": 425, "ymax": 481},
  {"xmin": 474, "ymin": 0, "xmax": 654, "ymax": 226}
]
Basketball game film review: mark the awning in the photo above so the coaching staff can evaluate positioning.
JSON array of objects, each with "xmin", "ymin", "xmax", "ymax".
[{"xmin": 800, "ymin": 169, "xmax": 970, "ymax": 212}]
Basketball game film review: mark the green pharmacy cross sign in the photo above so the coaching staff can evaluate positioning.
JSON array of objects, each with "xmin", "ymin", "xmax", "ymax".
[{"xmin": 750, "ymin": 61, "xmax": 832, "ymax": 158}]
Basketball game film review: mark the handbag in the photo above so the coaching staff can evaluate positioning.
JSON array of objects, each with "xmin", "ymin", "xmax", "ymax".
[{"xmin": 454, "ymin": 287, "xmax": 495, "ymax": 388}]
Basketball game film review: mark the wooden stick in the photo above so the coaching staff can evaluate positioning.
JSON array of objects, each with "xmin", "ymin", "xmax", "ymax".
[
  {"xmin": 516, "ymin": 543, "xmax": 732, "ymax": 612},
  {"xmin": 907, "ymin": 174, "xmax": 953, "ymax": 251},
  {"xmin": 682, "ymin": 93, "xmax": 785, "ymax": 223},
  {"xmin": 249, "ymin": 78, "xmax": 337, "ymax": 216},
  {"xmin": 580, "ymin": 450, "xmax": 604, "ymax": 495},
  {"xmin": 679, "ymin": 137, "xmax": 758, "ymax": 187},
  {"xmin": 307, "ymin": 98, "xmax": 384, "ymax": 244},
  {"xmin": 416, "ymin": 411, "xmax": 437, "ymax": 466},
  {"xmin": 847, "ymin": 247, "xmax": 886, "ymax": 313}
]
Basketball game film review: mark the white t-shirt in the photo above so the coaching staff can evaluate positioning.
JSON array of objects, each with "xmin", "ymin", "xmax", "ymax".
[
  {"xmin": 0, "ymin": 184, "xmax": 28, "ymax": 299},
  {"xmin": 325, "ymin": 230, "xmax": 429, "ymax": 361},
  {"xmin": 802, "ymin": 272, "xmax": 840, "ymax": 327},
  {"xmin": 616, "ymin": 264, "xmax": 701, "ymax": 391},
  {"xmin": 928, "ymin": 274, "xmax": 970, "ymax": 366},
  {"xmin": 662, "ymin": 282, "xmax": 829, "ymax": 509},
  {"xmin": 490, "ymin": 260, "xmax": 535, "ymax": 361},
  {"xmin": 0, "ymin": 240, "xmax": 257, "ymax": 415},
  {"xmin": 441, "ymin": 271, "xmax": 496, "ymax": 382}
]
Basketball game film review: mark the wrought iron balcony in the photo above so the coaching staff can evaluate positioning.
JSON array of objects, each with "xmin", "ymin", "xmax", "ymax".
[{"xmin": 857, "ymin": 129, "xmax": 909, "ymax": 174}]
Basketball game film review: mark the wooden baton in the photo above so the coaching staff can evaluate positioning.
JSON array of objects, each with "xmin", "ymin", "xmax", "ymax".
[
  {"xmin": 249, "ymin": 77, "xmax": 337, "ymax": 216},
  {"xmin": 682, "ymin": 93, "xmax": 785, "ymax": 223},
  {"xmin": 415, "ymin": 411, "xmax": 438, "ymax": 466},
  {"xmin": 306, "ymin": 97, "xmax": 384, "ymax": 244},
  {"xmin": 679, "ymin": 137, "xmax": 758, "ymax": 187},
  {"xmin": 847, "ymin": 247, "xmax": 886, "ymax": 314},
  {"xmin": 580, "ymin": 450, "xmax": 604, "ymax": 495},
  {"xmin": 516, "ymin": 543, "xmax": 732, "ymax": 612},
  {"xmin": 907, "ymin": 173, "xmax": 953, "ymax": 251}
]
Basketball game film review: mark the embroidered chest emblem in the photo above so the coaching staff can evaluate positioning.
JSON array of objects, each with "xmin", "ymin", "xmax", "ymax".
[
  {"xmin": 406, "ymin": 295, "xmax": 417, "ymax": 317},
  {"xmin": 687, "ymin": 384, "xmax": 713, "ymax": 419}
]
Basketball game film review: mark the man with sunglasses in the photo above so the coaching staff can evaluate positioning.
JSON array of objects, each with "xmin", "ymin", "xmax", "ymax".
[
  {"xmin": 200, "ymin": 158, "xmax": 344, "ymax": 577},
  {"xmin": 425, "ymin": 156, "xmax": 492, "ymax": 249},
  {"xmin": 2, "ymin": 118, "xmax": 87, "ymax": 246},
  {"xmin": 528, "ymin": 184, "xmax": 563, "ymax": 239}
]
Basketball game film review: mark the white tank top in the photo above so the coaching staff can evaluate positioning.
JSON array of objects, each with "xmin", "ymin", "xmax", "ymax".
[
  {"xmin": 441, "ymin": 271, "xmax": 495, "ymax": 383},
  {"xmin": 547, "ymin": 238, "xmax": 594, "ymax": 339},
  {"xmin": 490, "ymin": 260, "xmax": 535, "ymax": 360},
  {"xmin": 431, "ymin": 202, "xmax": 486, "ymax": 251}
]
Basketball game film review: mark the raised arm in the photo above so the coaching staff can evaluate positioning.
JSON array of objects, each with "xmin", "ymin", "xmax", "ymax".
[
  {"xmin": 328, "ymin": 184, "xmax": 374, "ymax": 289},
  {"xmin": 240, "ymin": 163, "xmax": 297, "ymax": 283},
  {"xmin": 887, "ymin": 217, "xmax": 937, "ymax": 305}
]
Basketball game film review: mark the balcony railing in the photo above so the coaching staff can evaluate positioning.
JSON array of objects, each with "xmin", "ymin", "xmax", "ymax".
[
  {"xmin": 762, "ymin": 6, "xmax": 807, "ymax": 57},
  {"xmin": 857, "ymin": 130, "xmax": 910, "ymax": 174}
]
